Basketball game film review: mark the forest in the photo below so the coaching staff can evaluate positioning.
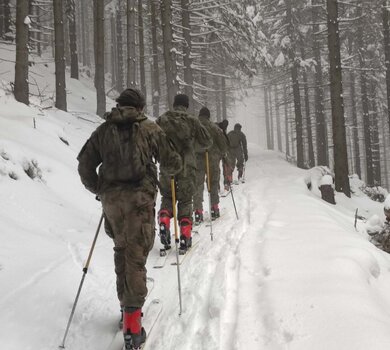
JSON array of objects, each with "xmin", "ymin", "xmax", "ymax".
[{"xmin": 2, "ymin": 0, "xmax": 390, "ymax": 197}]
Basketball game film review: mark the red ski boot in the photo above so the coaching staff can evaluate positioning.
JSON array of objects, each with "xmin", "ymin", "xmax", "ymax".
[
  {"xmin": 123, "ymin": 307, "xmax": 146, "ymax": 350},
  {"xmin": 211, "ymin": 204, "xmax": 220, "ymax": 220},
  {"xmin": 158, "ymin": 209, "xmax": 172, "ymax": 249},
  {"xmin": 194, "ymin": 209, "xmax": 203, "ymax": 226},
  {"xmin": 179, "ymin": 217, "xmax": 192, "ymax": 254}
]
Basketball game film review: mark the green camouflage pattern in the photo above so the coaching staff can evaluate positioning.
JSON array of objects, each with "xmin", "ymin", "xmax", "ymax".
[
  {"xmin": 193, "ymin": 115, "xmax": 229, "ymax": 210},
  {"xmin": 77, "ymin": 107, "xmax": 181, "ymax": 308},
  {"xmin": 228, "ymin": 129, "xmax": 248, "ymax": 172},
  {"xmin": 77, "ymin": 106, "xmax": 182, "ymax": 195},
  {"xmin": 157, "ymin": 106, "xmax": 212, "ymax": 220}
]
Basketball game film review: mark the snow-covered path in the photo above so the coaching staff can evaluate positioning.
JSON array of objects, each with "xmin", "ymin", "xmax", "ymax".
[{"xmin": 3, "ymin": 139, "xmax": 390, "ymax": 350}]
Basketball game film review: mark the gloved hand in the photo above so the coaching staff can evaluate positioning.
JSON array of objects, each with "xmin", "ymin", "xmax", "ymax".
[{"xmin": 244, "ymin": 154, "xmax": 248, "ymax": 162}]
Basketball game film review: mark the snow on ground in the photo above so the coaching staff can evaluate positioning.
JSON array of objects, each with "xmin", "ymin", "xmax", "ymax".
[{"xmin": 2, "ymin": 43, "xmax": 390, "ymax": 349}]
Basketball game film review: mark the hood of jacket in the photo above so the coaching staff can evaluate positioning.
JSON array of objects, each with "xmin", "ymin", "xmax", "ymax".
[{"xmin": 106, "ymin": 106, "xmax": 147, "ymax": 125}]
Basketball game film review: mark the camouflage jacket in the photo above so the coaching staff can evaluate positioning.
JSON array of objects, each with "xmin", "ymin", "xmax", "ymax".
[
  {"xmin": 369, "ymin": 220, "xmax": 390, "ymax": 253},
  {"xmin": 156, "ymin": 106, "xmax": 212, "ymax": 170},
  {"xmin": 228, "ymin": 129, "xmax": 248, "ymax": 158},
  {"xmin": 77, "ymin": 107, "xmax": 182, "ymax": 195},
  {"xmin": 197, "ymin": 115, "xmax": 228, "ymax": 160}
]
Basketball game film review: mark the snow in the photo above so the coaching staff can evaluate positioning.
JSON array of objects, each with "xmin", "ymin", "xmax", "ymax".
[
  {"xmin": 2, "ymin": 47, "xmax": 390, "ymax": 350},
  {"xmin": 384, "ymin": 195, "xmax": 390, "ymax": 210}
]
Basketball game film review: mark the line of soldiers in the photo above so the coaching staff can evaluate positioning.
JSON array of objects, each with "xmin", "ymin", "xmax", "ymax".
[{"xmin": 77, "ymin": 88, "xmax": 247, "ymax": 349}]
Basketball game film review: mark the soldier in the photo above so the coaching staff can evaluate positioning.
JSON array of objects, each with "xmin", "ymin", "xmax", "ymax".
[
  {"xmin": 193, "ymin": 107, "xmax": 228, "ymax": 223},
  {"xmin": 227, "ymin": 123, "xmax": 248, "ymax": 183},
  {"xmin": 369, "ymin": 205, "xmax": 390, "ymax": 253},
  {"xmin": 217, "ymin": 119, "xmax": 233, "ymax": 191},
  {"xmin": 157, "ymin": 94, "xmax": 211, "ymax": 253},
  {"xmin": 77, "ymin": 88, "xmax": 181, "ymax": 350}
]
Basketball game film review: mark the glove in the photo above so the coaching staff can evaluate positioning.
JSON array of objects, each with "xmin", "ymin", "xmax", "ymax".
[{"xmin": 244, "ymin": 154, "xmax": 248, "ymax": 162}]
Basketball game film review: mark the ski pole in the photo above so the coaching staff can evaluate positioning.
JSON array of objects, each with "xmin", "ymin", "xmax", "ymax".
[
  {"xmin": 230, "ymin": 185, "xmax": 239, "ymax": 220},
  {"xmin": 171, "ymin": 177, "xmax": 183, "ymax": 316},
  {"xmin": 354, "ymin": 208, "xmax": 358, "ymax": 230},
  {"xmin": 242, "ymin": 161, "xmax": 246, "ymax": 182},
  {"xmin": 205, "ymin": 151, "xmax": 213, "ymax": 241},
  {"xmin": 59, "ymin": 212, "xmax": 104, "ymax": 349}
]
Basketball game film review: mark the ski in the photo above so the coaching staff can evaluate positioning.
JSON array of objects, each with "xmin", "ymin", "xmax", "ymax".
[
  {"xmin": 107, "ymin": 299, "xmax": 163, "ymax": 350},
  {"xmin": 152, "ymin": 247, "xmax": 173, "ymax": 269},
  {"xmin": 171, "ymin": 234, "xmax": 201, "ymax": 266},
  {"xmin": 220, "ymin": 190, "xmax": 231, "ymax": 198},
  {"xmin": 192, "ymin": 221, "xmax": 204, "ymax": 234}
]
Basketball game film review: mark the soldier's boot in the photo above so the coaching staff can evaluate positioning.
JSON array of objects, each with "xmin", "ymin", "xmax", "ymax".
[
  {"xmin": 123, "ymin": 307, "xmax": 146, "ymax": 350},
  {"xmin": 211, "ymin": 204, "xmax": 220, "ymax": 220},
  {"xmin": 158, "ymin": 209, "xmax": 172, "ymax": 249},
  {"xmin": 194, "ymin": 209, "xmax": 203, "ymax": 226},
  {"xmin": 179, "ymin": 217, "xmax": 192, "ymax": 253}
]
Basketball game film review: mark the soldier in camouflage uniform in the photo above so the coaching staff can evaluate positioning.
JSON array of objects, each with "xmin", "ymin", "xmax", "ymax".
[
  {"xmin": 369, "ymin": 206, "xmax": 390, "ymax": 253},
  {"xmin": 193, "ymin": 107, "xmax": 228, "ymax": 223},
  {"xmin": 77, "ymin": 89, "xmax": 181, "ymax": 349},
  {"xmin": 157, "ymin": 94, "xmax": 211, "ymax": 252},
  {"xmin": 217, "ymin": 119, "xmax": 234, "ymax": 190},
  {"xmin": 228, "ymin": 123, "xmax": 248, "ymax": 183}
]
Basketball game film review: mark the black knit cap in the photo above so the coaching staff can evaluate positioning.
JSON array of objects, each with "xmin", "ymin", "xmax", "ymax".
[
  {"xmin": 116, "ymin": 88, "xmax": 146, "ymax": 109},
  {"xmin": 199, "ymin": 107, "xmax": 210, "ymax": 118},
  {"xmin": 234, "ymin": 123, "xmax": 242, "ymax": 130},
  {"xmin": 173, "ymin": 94, "xmax": 189, "ymax": 108},
  {"xmin": 221, "ymin": 119, "xmax": 228, "ymax": 128}
]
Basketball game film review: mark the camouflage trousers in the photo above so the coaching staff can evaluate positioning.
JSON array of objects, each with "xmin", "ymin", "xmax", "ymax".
[
  {"xmin": 222, "ymin": 153, "xmax": 234, "ymax": 186},
  {"xmin": 101, "ymin": 188, "xmax": 156, "ymax": 308},
  {"xmin": 159, "ymin": 167, "xmax": 196, "ymax": 220},
  {"xmin": 193, "ymin": 153, "xmax": 221, "ymax": 210},
  {"xmin": 230, "ymin": 147, "xmax": 244, "ymax": 177}
]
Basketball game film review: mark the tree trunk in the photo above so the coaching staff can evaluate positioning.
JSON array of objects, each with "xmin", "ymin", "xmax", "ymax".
[
  {"xmin": 284, "ymin": 84, "xmax": 290, "ymax": 157},
  {"xmin": 161, "ymin": 0, "xmax": 178, "ymax": 108},
  {"xmin": 268, "ymin": 84, "xmax": 274, "ymax": 149},
  {"xmin": 264, "ymin": 85, "xmax": 272, "ymax": 149},
  {"xmin": 349, "ymin": 71, "xmax": 361, "ymax": 178},
  {"xmin": 221, "ymin": 75, "xmax": 227, "ymax": 119},
  {"xmin": 63, "ymin": 13, "xmax": 71, "ymax": 66},
  {"xmin": 274, "ymin": 84, "xmax": 282, "ymax": 152},
  {"xmin": 93, "ymin": 0, "xmax": 105, "ymax": 117},
  {"xmin": 286, "ymin": 0, "xmax": 304, "ymax": 168},
  {"xmin": 214, "ymin": 76, "xmax": 222, "ymax": 122},
  {"xmin": 110, "ymin": 13, "xmax": 117, "ymax": 89},
  {"xmin": 181, "ymin": 0, "xmax": 194, "ymax": 112},
  {"xmin": 311, "ymin": 0, "xmax": 327, "ymax": 166},
  {"xmin": 36, "ymin": 5, "xmax": 41, "ymax": 56},
  {"xmin": 200, "ymin": 41, "xmax": 208, "ymax": 106},
  {"xmin": 150, "ymin": 0, "xmax": 160, "ymax": 118},
  {"xmin": 80, "ymin": 0, "xmax": 88, "ymax": 66},
  {"xmin": 0, "ymin": 0, "xmax": 3, "ymax": 38},
  {"xmin": 357, "ymin": 7, "xmax": 373, "ymax": 185},
  {"xmin": 301, "ymin": 60, "xmax": 315, "ymax": 168},
  {"xmin": 127, "ymin": 0, "xmax": 136, "ymax": 87},
  {"xmin": 138, "ymin": 0, "xmax": 146, "ymax": 99},
  {"xmin": 53, "ymin": 0, "xmax": 67, "ymax": 111},
  {"xmin": 326, "ymin": 0, "xmax": 350, "ymax": 196},
  {"xmin": 3, "ymin": 0, "xmax": 11, "ymax": 40},
  {"xmin": 116, "ymin": 2, "xmax": 124, "ymax": 92},
  {"xmin": 369, "ymin": 80, "xmax": 381, "ymax": 185},
  {"xmin": 382, "ymin": 0, "xmax": 390, "ymax": 131},
  {"xmin": 67, "ymin": 0, "xmax": 79, "ymax": 79},
  {"xmin": 14, "ymin": 0, "xmax": 29, "ymax": 105}
]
